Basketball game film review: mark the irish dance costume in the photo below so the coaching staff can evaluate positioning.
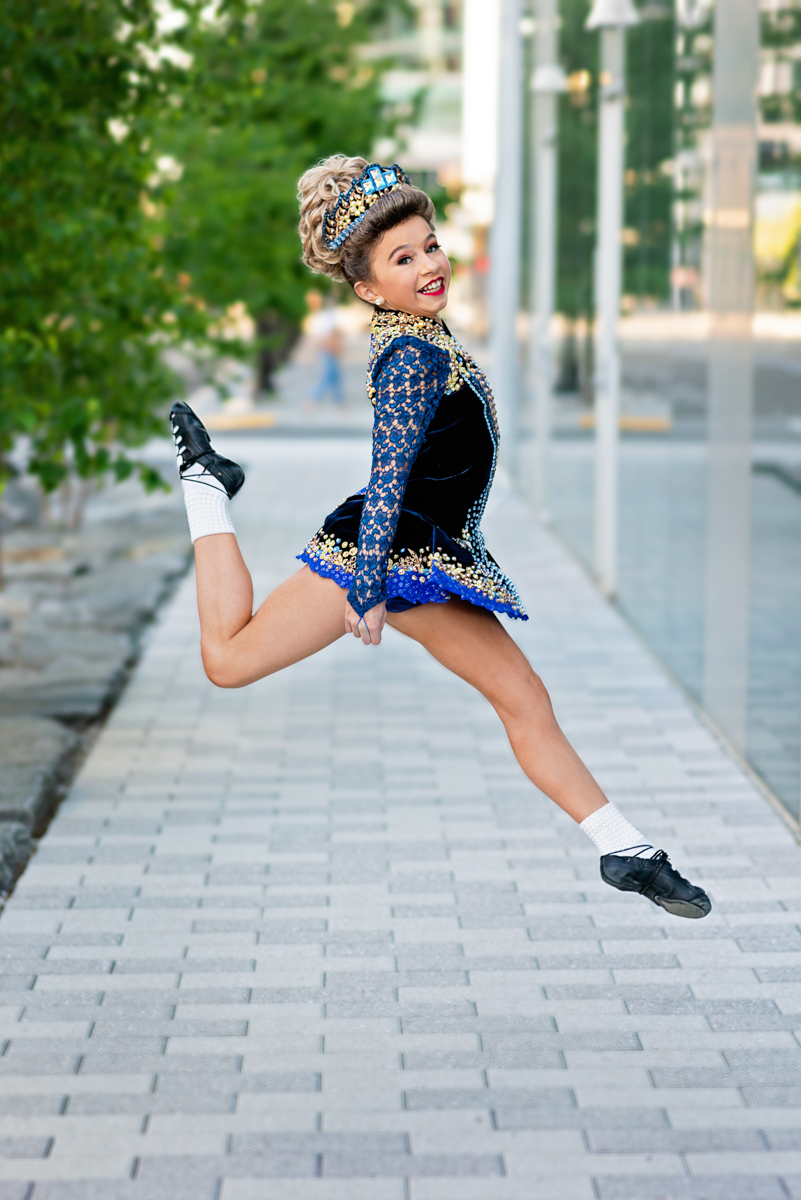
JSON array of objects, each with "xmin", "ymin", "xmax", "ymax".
[{"xmin": 299, "ymin": 306, "xmax": 527, "ymax": 622}]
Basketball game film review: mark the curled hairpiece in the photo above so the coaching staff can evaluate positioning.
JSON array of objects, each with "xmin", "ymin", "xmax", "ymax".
[{"xmin": 322, "ymin": 163, "xmax": 412, "ymax": 250}]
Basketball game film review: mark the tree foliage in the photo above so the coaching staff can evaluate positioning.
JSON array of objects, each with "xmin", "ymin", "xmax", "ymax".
[
  {"xmin": 555, "ymin": 0, "xmax": 598, "ymax": 320},
  {"xmin": 0, "ymin": 0, "xmax": 398, "ymax": 508},
  {"xmin": 555, "ymin": 0, "xmax": 675, "ymax": 318},
  {"xmin": 624, "ymin": 11, "xmax": 675, "ymax": 304},
  {"xmin": 156, "ymin": 0, "xmax": 398, "ymax": 390},
  {"xmin": 0, "ymin": 0, "xmax": 204, "ymax": 497}
]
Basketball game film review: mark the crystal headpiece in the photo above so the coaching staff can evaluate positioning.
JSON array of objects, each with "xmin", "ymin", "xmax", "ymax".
[{"xmin": 323, "ymin": 162, "xmax": 413, "ymax": 251}]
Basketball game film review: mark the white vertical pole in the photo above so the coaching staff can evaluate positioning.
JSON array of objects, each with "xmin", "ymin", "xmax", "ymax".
[
  {"xmin": 586, "ymin": 0, "xmax": 638, "ymax": 596},
  {"xmin": 530, "ymin": 0, "xmax": 566, "ymax": 518},
  {"xmin": 594, "ymin": 28, "xmax": 625, "ymax": 595},
  {"xmin": 701, "ymin": 0, "xmax": 759, "ymax": 753},
  {"xmin": 461, "ymin": 0, "xmax": 501, "ymax": 194},
  {"xmin": 489, "ymin": 0, "xmax": 524, "ymax": 479}
]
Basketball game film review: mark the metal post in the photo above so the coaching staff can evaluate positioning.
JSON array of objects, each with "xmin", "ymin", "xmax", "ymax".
[
  {"xmin": 701, "ymin": 0, "xmax": 759, "ymax": 752},
  {"xmin": 530, "ymin": 0, "xmax": 566, "ymax": 519},
  {"xmin": 489, "ymin": 0, "xmax": 524, "ymax": 478},
  {"xmin": 586, "ymin": 0, "xmax": 638, "ymax": 597}
]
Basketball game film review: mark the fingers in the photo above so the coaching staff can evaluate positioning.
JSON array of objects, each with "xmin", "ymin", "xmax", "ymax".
[
  {"xmin": 357, "ymin": 616, "xmax": 380, "ymax": 646},
  {"xmin": 344, "ymin": 616, "xmax": 381, "ymax": 645},
  {"xmin": 343, "ymin": 601, "xmax": 385, "ymax": 646}
]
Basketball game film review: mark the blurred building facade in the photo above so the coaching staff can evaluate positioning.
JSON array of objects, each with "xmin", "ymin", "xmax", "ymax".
[
  {"xmin": 544, "ymin": 0, "xmax": 801, "ymax": 823},
  {"xmin": 368, "ymin": 0, "xmax": 463, "ymax": 185},
  {"xmin": 365, "ymin": 0, "xmax": 801, "ymax": 823}
]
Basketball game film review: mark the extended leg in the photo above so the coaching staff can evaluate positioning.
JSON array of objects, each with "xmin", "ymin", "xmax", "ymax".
[
  {"xmin": 388, "ymin": 598, "xmax": 711, "ymax": 918},
  {"xmin": 195, "ymin": 548, "xmax": 347, "ymax": 688},
  {"xmin": 170, "ymin": 400, "xmax": 347, "ymax": 688},
  {"xmin": 389, "ymin": 598, "xmax": 605, "ymax": 823}
]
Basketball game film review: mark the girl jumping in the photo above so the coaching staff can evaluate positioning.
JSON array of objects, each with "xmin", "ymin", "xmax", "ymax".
[{"xmin": 169, "ymin": 155, "xmax": 710, "ymax": 920}]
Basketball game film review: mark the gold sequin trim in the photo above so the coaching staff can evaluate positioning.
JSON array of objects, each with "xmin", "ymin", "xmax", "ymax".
[
  {"xmin": 366, "ymin": 308, "xmax": 497, "ymax": 428},
  {"xmin": 303, "ymin": 529, "xmax": 525, "ymax": 615}
]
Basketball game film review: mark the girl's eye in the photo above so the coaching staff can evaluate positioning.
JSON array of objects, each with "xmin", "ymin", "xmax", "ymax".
[
  {"xmin": 397, "ymin": 255, "xmax": 412, "ymax": 265},
  {"xmin": 427, "ymin": 242, "xmax": 440, "ymax": 252}
]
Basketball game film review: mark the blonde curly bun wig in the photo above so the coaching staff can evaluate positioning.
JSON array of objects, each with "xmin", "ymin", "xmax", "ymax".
[{"xmin": 298, "ymin": 154, "xmax": 435, "ymax": 287}]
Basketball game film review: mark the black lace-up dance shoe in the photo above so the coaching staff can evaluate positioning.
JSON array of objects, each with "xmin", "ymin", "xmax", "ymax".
[
  {"xmin": 170, "ymin": 400, "xmax": 245, "ymax": 498},
  {"xmin": 600, "ymin": 850, "xmax": 711, "ymax": 919}
]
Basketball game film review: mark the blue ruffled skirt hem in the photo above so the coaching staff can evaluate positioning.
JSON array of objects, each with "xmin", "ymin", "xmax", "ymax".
[{"xmin": 297, "ymin": 551, "xmax": 528, "ymax": 622}]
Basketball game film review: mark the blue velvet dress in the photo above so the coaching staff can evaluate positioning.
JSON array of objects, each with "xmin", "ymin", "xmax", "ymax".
[{"xmin": 298, "ymin": 306, "xmax": 527, "ymax": 622}]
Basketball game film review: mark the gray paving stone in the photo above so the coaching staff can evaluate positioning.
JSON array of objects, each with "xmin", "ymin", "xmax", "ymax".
[
  {"xmin": 0, "ymin": 1136, "xmax": 52, "ymax": 1157},
  {"xmin": 136, "ymin": 1153, "xmax": 313, "ymax": 1181},
  {"xmin": 402, "ymin": 1048, "xmax": 565, "ymax": 1069},
  {"xmin": 163, "ymin": 989, "xmax": 251, "ymax": 1005},
  {"xmin": 33, "ymin": 1184, "xmax": 219, "ymax": 1200},
  {"xmin": 495, "ymin": 1106, "xmax": 670, "ymax": 1129},
  {"xmin": 766, "ymin": 1130, "xmax": 801, "ymax": 1149},
  {"xmin": 587, "ymin": 1129, "xmax": 768, "ymax": 1152},
  {"xmin": 21, "ymin": 998, "xmax": 104, "ymax": 1017},
  {"xmin": 156, "ymin": 1069, "xmax": 319, "ymax": 1092},
  {"xmin": 0, "ymin": 1051, "xmax": 80, "ymax": 1074},
  {"xmin": 489, "ymin": 1031, "xmax": 641, "ymax": 1051},
  {"xmin": 65, "ymin": 1092, "xmax": 235, "ymax": 1114},
  {"xmin": 0, "ymin": 1096, "xmax": 65, "ymax": 1115},
  {"xmin": 400, "ymin": 1015, "xmax": 556, "ymax": 1034},
  {"xmin": 92, "ymin": 1019, "xmax": 247, "ymax": 1037},
  {"xmin": 321, "ymin": 1151, "xmax": 505, "ymax": 1176},
  {"xmin": 404, "ymin": 1087, "xmax": 576, "ymax": 1110},
  {"xmin": 232, "ymin": 1133, "xmax": 409, "ymax": 1155},
  {"xmin": 593, "ymin": 1178, "xmax": 787, "ymax": 1199},
  {"xmin": 111, "ymin": 958, "xmax": 254, "ymax": 975},
  {"xmin": 538, "ymin": 954, "xmax": 680, "ymax": 969},
  {"xmin": 741, "ymin": 1087, "xmax": 801, "ymax": 1106}
]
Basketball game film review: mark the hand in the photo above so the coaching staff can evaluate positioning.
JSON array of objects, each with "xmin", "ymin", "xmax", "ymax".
[{"xmin": 344, "ymin": 599, "xmax": 386, "ymax": 646}]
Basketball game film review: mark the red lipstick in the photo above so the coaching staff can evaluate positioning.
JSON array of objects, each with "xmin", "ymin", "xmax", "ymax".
[{"xmin": 418, "ymin": 276, "xmax": 445, "ymax": 297}]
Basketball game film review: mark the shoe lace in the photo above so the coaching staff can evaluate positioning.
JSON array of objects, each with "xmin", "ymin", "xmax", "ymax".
[{"xmin": 637, "ymin": 849, "xmax": 669, "ymax": 896}]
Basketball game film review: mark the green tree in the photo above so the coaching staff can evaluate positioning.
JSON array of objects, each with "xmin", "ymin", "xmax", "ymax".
[
  {"xmin": 157, "ymin": 0, "xmax": 399, "ymax": 392},
  {"xmin": 554, "ymin": 0, "xmax": 598, "ymax": 393},
  {"xmin": 624, "ymin": 9, "xmax": 675, "ymax": 303},
  {"xmin": 553, "ymin": 0, "xmax": 675, "ymax": 390},
  {"xmin": 0, "ymin": 0, "xmax": 203, "ymax": 511}
]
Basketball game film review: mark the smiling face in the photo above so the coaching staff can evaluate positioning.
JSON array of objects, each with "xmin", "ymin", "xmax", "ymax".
[{"xmin": 352, "ymin": 215, "xmax": 451, "ymax": 318}]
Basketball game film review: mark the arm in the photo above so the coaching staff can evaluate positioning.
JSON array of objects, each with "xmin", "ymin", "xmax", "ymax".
[{"xmin": 345, "ymin": 338, "xmax": 449, "ymax": 629}]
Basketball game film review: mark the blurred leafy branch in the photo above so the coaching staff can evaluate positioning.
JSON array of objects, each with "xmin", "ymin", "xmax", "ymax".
[
  {"xmin": 155, "ymin": 0, "xmax": 400, "ymax": 393},
  {"xmin": 0, "ymin": 0, "xmax": 400, "ymax": 514},
  {"xmin": 0, "ymin": 0, "xmax": 207, "ymax": 501}
]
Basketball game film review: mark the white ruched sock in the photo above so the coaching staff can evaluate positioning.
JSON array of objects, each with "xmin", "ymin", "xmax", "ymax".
[
  {"xmin": 180, "ymin": 462, "xmax": 236, "ymax": 543},
  {"xmin": 579, "ymin": 802, "xmax": 658, "ymax": 859}
]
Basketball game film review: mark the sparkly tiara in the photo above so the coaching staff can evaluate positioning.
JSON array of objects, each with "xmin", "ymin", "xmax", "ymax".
[{"xmin": 322, "ymin": 162, "xmax": 413, "ymax": 251}]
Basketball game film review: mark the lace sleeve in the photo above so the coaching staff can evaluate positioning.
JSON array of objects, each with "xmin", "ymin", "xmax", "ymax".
[{"xmin": 346, "ymin": 337, "xmax": 450, "ymax": 617}]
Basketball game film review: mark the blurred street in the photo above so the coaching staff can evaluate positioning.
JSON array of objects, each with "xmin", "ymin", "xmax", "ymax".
[{"xmin": 1, "ymin": 428, "xmax": 801, "ymax": 1198}]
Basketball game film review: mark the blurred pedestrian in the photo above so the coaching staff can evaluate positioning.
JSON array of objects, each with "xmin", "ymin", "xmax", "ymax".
[
  {"xmin": 170, "ymin": 155, "xmax": 711, "ymax": 923},
  {"xmin": 306, "ymin": 291, "xmax": 344, "ymax": 406}
]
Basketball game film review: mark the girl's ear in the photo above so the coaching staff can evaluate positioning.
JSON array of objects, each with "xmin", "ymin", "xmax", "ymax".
[{"xmin": 354, "ymin": 281, "xmax": 384, "ymax": 307}]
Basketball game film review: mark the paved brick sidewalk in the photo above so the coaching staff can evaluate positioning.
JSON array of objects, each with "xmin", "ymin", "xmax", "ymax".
[{"xmin": 0, "ymin": 436, "xmax": 800, "ymax": 1199}]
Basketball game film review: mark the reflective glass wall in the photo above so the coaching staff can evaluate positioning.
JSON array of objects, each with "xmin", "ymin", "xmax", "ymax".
[{"xmin": 546, "ymin": 0, "xmax": 801, "ymax": 819}]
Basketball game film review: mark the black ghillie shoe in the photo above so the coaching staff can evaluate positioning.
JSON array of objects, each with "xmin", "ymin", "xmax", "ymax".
[
  {"xmin": 600, "ymin": 850, "xmax": 711, "ymax": 919},
  {"xmin": 170, "ymin": 400, "xmax": 245, "ymax": 499}
]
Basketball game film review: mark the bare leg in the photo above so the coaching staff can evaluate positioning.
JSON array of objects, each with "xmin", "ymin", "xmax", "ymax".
[
  {"xmin": 193, "ymin": 534, "xmax": 347, "ymax": 688},
  {"xmin": 387, "ymin": 598, "xmax": 608, "ymax": 824}
]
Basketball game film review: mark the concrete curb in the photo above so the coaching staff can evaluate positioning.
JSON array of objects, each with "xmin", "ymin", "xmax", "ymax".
[{"xmin": 0, "ymin": 495, "xmax": 192, "ymax": 896}]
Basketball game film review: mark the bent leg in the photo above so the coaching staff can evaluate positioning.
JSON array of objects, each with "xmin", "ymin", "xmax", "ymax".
[
  {"xmin": 194, "ymin": 533, "xmax": 346, "ymax": 688},
  {"xmin": 387, "ymin": 598, "xmax": 608, "ymax": 824}
]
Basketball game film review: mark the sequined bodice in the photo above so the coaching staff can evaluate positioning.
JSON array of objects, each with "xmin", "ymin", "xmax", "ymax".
[{"xmin": 346, "ymin": 308, "xmax": 500, "ymax": 617}]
